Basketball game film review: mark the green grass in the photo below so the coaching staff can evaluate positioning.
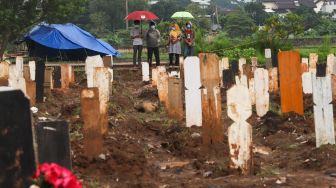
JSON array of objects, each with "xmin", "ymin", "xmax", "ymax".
[{"xmin": 297, "ymin": 46, "xmax": 336, "ymax": 58}]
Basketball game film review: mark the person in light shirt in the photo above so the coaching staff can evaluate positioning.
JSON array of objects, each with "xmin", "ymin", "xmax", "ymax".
[{"xmin": 130, "ymin": 20, "xmax": 143, "ymax": 66}]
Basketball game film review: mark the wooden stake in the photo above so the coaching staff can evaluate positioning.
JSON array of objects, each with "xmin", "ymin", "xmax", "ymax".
[
  {"xmin": 268, "ymin": 68, "xmax": 278, "ymax": 93},
  {"xmin": 93, "ymin": 67, "xmax": 110, "ymax": 135},
  {"xmin": 85, "ymin": 55, "xmax": 104, "ymax": 87},
  {"xmin": 301, "ymin": 58, "xmax": 309, "ymax": 74},
  {"xmin": 249, "ymin": 78, "xmax": 256, "ymax": 105},
  {"xmin": 184, "ymin": 57, "xmax": 202, "ymax": 127},
  {"xmin": 302, "ymin": 72, "xmax": 313, "ymax": 94},
  {"xmin": 158, "ymin": 71, "xmax": 169, "ymax": 108},
  {"xmin": 254, "ymin": 68, "xmax": 269, "ymax": 117},
  {"xmin": 81, "ymin": 88, "xmax": 103, "ymax": 159},
  {"xmin": 265, "ymin": 48, "xmax": 272, "ymax": 69},
  {"xmin": 251, "ymin": 57, "xmax": 258, "ymax": 72},
  {"xmin": 327, "ymin": 54, "xmax": 335, "ymax": 75},
  {"xmin": 199, "ymin": 53, "xmax": 223, "ymax": 145},
  {"xmin": 309, "ymin": 53, "xmax": 318, "ymax": 73},
  {"xmin": 152, "ymin": 68, "xmax": 158, "ymax": 86},
  {"xmin": 142, "ymin": 62, "xmax": 150, "ymax": 82},
  {"xmin": 227, "ymin": 84, "xmax": 253, "ymax": 175},
  {"xmin": 26, "ymin": 80, "xmax": 36, "ymax": 106},
  {"xmin": 167, "ymin": 77, "xmax": 184, "ymax": 120},
  {"xmin": 278, "ymin": 51, "xmax": 304, "ymax": 115},
  {"xmin": 312, "ymin": 75, "xmax": 335, "ymax": 147},
  {"xmin": 239, "ymin": 58, "xmax": 246, "ymax": 76},
  {"xmin": 29, "ymin": 61, "xmax": 36, "ymax": 81},
  {"xmin": 332, "ymin": 75, "xmax": 336, "ymax": 100},
  {"xmin": 60, "ymin": 64, "xmax": 71, "ymax": 89}
]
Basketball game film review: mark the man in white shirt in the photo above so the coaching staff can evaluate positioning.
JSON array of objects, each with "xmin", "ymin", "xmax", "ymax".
[{"xmin": 130, "ymin": 20, "xmax": 143, "ymax": 66}]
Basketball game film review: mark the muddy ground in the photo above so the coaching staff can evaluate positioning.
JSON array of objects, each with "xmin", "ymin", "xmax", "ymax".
[{"xmin": 35, "ymin": 68, "xmax": 336, "ymax": 188}]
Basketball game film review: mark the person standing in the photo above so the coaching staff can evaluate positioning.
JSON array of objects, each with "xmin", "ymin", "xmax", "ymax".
[
  {"xmin": 183, "ymin": 22, "xmax": 195, "ymax": 58},
  {"xmin": 130, "ymin": 20, "xmax": 143, "ymax": 66},
  {"xmin": 145, "ymin": 21, "xmax": 161, "ymax": 66},
  {"xmin": 168, "ymin": 24, "xmax": 182, "ymax": 66}
]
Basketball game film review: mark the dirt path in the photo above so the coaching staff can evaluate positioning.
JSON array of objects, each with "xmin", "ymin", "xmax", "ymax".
[{"xmin": 36, "ymin": 68, "xmax": 336, "ymax": 188}]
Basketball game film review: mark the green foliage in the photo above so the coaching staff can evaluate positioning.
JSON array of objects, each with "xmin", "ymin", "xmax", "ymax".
[
  {"xmin": 221, "ymin": 48, "xmax": 256, "ymax": 61},
  {"xmin": 186, "ymin": 3, "xmax": 205, "ymax": 18},
  {"xmin": 149, "ymin": 0, "xmax": 191, "ymax": 21},
  {"xmin": 294, "ymin": 5, "xmax": 320, "ymax": 30},
  {"xmin": 244, "ymin": 2, "xmax": 269, "ymax": 26},
  {"xmin": 224, "ymin": 11, "xmax": 255, "ymax": 38},
  {"xmin": 317, "ymin": 36, "xmax": 332, "ymax": 63}
]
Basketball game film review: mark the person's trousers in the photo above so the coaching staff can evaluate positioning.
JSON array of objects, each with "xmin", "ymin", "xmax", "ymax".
[
  {"xmin": 169, "ymin": 53, "xmax": 180, "ymax": 66},
  {"xmin": 133, "ymin": 45, "xmax": 143, "ymax": 65},
  {"xmin": 147, "ymin": 47, "xmax": 160, "ymax": 66},
  {"xmin": 184, "ymin": 46, "xmax": 194, "ymax": 58}
]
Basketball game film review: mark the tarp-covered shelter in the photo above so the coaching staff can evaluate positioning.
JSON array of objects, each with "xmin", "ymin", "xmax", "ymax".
[{"xmin": 25, "ymin": 23, "xmax": 120, "ymax": 61}]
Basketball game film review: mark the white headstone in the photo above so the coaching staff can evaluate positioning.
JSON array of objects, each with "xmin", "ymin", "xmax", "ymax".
[
  {"xmin": 28, "ymin": 61, "xmax": 36, "ymax": 81},
  {"xmin": 265, "ymin": 48, "xmax": 271, "ymax": 59},
  {"xmin": 302, "ymin": 72, "xmax": 313, "ymax": 94},
  {"xmin": 309, "ymin": 53, "xmax": 318, "ymax": 73},
  {"xmin": 312, "ymin": 75, "xmax": 335, "ymax": 148},
  {"xmin": 254, "ymin": 68, "xmax": 269, "ymax": 117},
  {"xmin": 142, "ymin": 62, "xmax": 150, "ymax": 82},
  {"xmin": 184, "ymin": 57, "xmax": 202, "ymax": 127},
  {"xmin": 235, "ymin": 75, "xmax": 248, "ymax": 88},
  {"xmin": 227, "ymin": 84, "xmax": 252, "ymax": 174},
  {"xmin": 249, "ymin": 78, "xmax": 256, "ymax": 105},
  {"xmin": 85, "ymin": 55, "xmax": 104, "ymax": 87},
  {"xmin": 152, "ymin": 68, "xmax": 158, "ymax": 86},
  {"xmin": 8, "ymin": 64, "xmax": 26, "ymax": 95},
  {"xmin": 16, "ymin": 56, "xmax": 24, "ymax": 78}
]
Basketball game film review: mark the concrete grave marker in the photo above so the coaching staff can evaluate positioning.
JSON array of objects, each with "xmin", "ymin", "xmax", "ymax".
[
  {"xmin": 93, "ymin": 67, "xmax": 110, "ymax": 135},
  {"xmin": 81, "ymin": 88, "xmax": 103, "ymax": 159},
  {"xmin": 85, "ymin": 55, "xmax": 104, "ymax": 87},
  {"xmin": 309, "ymin": 53, "xmax": 318, "ymax": 73},
  {"xmin": 239, "ymin": 58, "xmax": 246, "ymax": 76},
  {"xmin": 0, "ymin": 90, "xmax": 36, "ymax": 188},
  {"xmin": 312, "ymin": 75, "xmax": 335, "ymax": 147},
  {"xmin": 254, "ymin": 68, "xmax": 269, "ymax": 117},
  {"xmin": 268, "ymin": 68, "xmax": 278, "ymax": 93},
  {"xmin": 167, "ymin": 77, "xmax": 184, "ymax": 120},
  {"xmin": 184, "ymin": 56, "xmax": 202, "ymax": 127},
  {"xmin": 302, "ymin": 72, "xmax": 313, "ymax": 94},
  {"xmin": 36, "ymin": 120, "xmax": 71, "ymax": 169},
  {"xmin": 301, "ymin": 58, "xmax": 309, "ymax": 73},
  {"xmin": 278, "ymin": 51, "xmax": 304, "ymax": 115},
  {"xmin": 327, "ymin": 54, "xmax": 335, "ymax": 75},
  {"xmin": 199, "ymin": 53, "xmax": 223, "ymax": 145},
  {"xmin": 16, "ymin": 56, "xmax": 24, "ymax": 78},
  {"xmin": 142, "ymin": 62, "xmax": 150, "ymax": 82},
  {"xmin": 29, "ymin": 61, "xmax": 36, "ymax": 81},
  {"xmin": 227, "ymin": 85, "xmax": 253, "ymax": 175}
]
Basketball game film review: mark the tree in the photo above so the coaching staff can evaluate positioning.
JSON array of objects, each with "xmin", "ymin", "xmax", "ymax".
[
  {"xmin": 149, "ymin": 0, "xmax": 191, "ymax": 21},
  {"xmin": 0, "ymin": 0, "xmax": 86, "ymax": 59},
  {"xmin": 224, "ymin": 11, "xmax": 255, "ymax": 37},
  {"xmin": 244, "ymin": 2, "xmax": 269, "ymax": 26},
  {"xmin": 294, "ymin": 5, "xmax": 320, "ymax": 30},
  {"xmin": 255, "ymin": 13, "xmax": 304, "ymax": 50},
  {"xmin": 186, "ymin": 3, "xmax": 205, "ymax": 18}
]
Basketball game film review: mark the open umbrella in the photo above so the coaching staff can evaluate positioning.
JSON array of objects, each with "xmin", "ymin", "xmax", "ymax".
[
  {"xmin": 125, "ymin": 11, "xmax": 159, "ymax": 21},
  {"xmin": 125, "ymin": 11, "xmax": 159, "ymax": 35},
  {"xmin": 171, "ymin": 11, "xmax": 194, "ymax": 19}
]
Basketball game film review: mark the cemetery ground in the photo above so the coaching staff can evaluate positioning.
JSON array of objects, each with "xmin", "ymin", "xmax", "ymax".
[{"xmin": 33, "ymin": 67, "xmax": 336, "ymax": 188}]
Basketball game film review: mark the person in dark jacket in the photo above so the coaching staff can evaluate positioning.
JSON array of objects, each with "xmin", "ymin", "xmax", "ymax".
[{"xmin": 145, "ymin": 21, "xmax": 161, "ymax": 66}]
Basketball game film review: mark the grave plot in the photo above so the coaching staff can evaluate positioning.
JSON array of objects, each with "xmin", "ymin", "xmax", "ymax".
[{"xmin": 26, "ymin": 64, "xmax": 336, "ymax": 187}]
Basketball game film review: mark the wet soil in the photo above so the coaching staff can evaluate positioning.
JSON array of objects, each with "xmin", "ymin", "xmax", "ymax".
[{"xmin": 35, "ymin": 68, "xmax": 336, "ymax": 188}]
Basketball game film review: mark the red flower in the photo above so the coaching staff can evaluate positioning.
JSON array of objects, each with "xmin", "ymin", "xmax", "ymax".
[{"xmin": 32, "ymin": 163, "xmax": 82, "ymax": 188}]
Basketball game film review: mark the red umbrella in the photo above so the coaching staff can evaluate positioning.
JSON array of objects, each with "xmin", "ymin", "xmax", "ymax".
[{"xmin": 125, "ymin": 11, "xmax": 159, "ymax": 20}]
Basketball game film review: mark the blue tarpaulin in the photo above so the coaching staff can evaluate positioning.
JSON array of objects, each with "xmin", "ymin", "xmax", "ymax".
[{"xmin": 25, "ymin": 23, "xmax": 120, "ymax": 61}]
